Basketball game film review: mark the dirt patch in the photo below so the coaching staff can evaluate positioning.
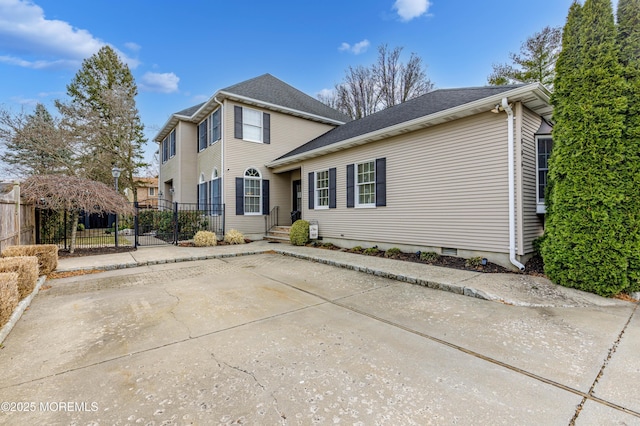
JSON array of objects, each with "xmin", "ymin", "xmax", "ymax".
[
  {"xmin": 47, "ymin": 269, "xmax": 105, "ymax": 279},
  {"xmin": 58, "ymin": 247, "xmax": 137, "ymax": 258}
]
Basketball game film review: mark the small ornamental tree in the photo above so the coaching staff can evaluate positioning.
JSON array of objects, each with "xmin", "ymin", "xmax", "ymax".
[{"xmin": 543, "ymin": 0, "xmax": 632, "ymax": 297}]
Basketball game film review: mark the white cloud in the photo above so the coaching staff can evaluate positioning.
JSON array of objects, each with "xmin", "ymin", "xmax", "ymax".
[
  {"xmin": 139, "ymin": 72, "xmax": 180, "ymax": 93},
  {"xmin": 338, "ymin": 39, "xmax": 370, "ymax": 55},
  {"xmin": 317, "ymin": 88, "xmax": 334, "ymax": 98},
  {"xmin": 124, "ymin": 42, "xmax": 141, "ymax": 52},
  {"xmin": 0, "ymin": 0, "xmax": 138, "ymax": 69},
  {"xmin": 393, "ymin": 0, "xmax": 431, "ymax": 21}
]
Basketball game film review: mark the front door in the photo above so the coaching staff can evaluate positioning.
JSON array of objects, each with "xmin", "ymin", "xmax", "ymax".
[{"xmin": 292, "ymin": 179, "xmax": 302, "ymax": 223}]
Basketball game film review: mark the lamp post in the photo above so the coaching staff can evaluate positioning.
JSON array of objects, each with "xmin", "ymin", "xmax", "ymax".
[{"xmin": 111, "ymin": 166, "xmax": 122, "ymax": 248}]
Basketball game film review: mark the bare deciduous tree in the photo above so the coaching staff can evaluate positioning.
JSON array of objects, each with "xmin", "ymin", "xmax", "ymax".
[{"xmin": 321, "ymin": 44, "xmax": 434, "ymax": 119}]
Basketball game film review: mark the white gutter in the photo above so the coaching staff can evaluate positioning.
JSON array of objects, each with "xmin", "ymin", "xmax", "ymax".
[
  {"xmin": 214, "ymin": 97, "xmax": 225, "ymax": 208},
  {"xmin": 502, "ymin": 98, "xmax": 525, "ymax": 271}
]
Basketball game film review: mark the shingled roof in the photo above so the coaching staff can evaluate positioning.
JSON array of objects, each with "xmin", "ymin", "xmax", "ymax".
[
  {"xmin": 274, "ymin": 85, "xmax": 526, "ymax": 161},
  {"xmin": 219, "ymin": 74, "xmax": 350, "ymax": 123}
]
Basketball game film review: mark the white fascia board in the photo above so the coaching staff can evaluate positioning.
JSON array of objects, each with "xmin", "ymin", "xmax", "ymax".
[
  {"xmin": 266, "ymin": 84, "xmax": 552, "ymax": 169},
  {"xmin": 154, "ymin": 114, "xmax": 192, "ymax": 143}
]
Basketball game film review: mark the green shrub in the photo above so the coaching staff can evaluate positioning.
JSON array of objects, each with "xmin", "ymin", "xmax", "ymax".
[
  {"xmin": 76, "ymin": 223, "xmax": 85, "ymax": 232},
  {"xmin": 289, "ymin": 220, "xmax": 309, "ymax": 246},
  {"xmin": 224, "ymin": 229, "xmax": 245, "ymax": 245},
  {"xmin": 465, "ymin": 257, "xmax": 483, "ymax": 268},
  {"xmin": 322, "ymin": 242, "xmax": 335, "ymax": 249},
  {"xmin": 363, "ymin": 247, "xmax": 380, "ymax": 256},
  {"xmin": 384, "ymin": 247, "xmax": 402, "ymax": 258},
  {"xmin": 420, "ymin": 251, "xmax": 440, "ymax": 262},
  {"xmin": 351, "ymin": 246, "xmax": 363, "ymax": 252},
  {"xmin": 532, "ymin": 235, "xmax": 545, "ymax": 256},
  {"xmin": 194, "ymin": 231, "xmax": 217, "ymax": 247}
]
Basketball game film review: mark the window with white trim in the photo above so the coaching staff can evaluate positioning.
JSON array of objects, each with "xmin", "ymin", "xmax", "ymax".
[
  {"xmin": 536, "ymin": 136, "xmax": 553, "ymax": 204},
  {"xmin": 148, "ymin": 187, "xmax": 156, "ymax": 196},
  {"xmin": 243, "ymin": 108, "xmax": 262, "ymax": 143},
  {"xmin": 210, "ymin": 109, "xmax": 221, "ymax": 144},
  {"xmin": 169, "ymin": 129, "xmax": 176, "ymax": 157},
  {"xmin": 198, "ymin": 119, "xmax": 208, "ymax": 151},
  {"xmin": 356, "ymin": 160, "xmax": 376, "ymax": 207},
  {"xmin": 162, "ymin": 136, "xmax": 169, "ymax": 163},
  {"xmin": 315, "ymin": 170, "xmax": 329, "ymax": 209},
  {"xmin": 244, "ymin": 168, "xmax": 261, "ymax": 214}
]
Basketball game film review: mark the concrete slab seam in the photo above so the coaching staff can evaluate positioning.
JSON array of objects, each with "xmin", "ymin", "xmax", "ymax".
[{"xmin": 0, "ymin": 276, "xmax": 47, "ymax": 345}]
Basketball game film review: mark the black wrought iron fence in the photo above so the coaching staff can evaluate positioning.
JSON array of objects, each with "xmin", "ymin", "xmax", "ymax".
[{"xmin": 36, "ymin": 201, "xmax": 225, "ymax": 249}]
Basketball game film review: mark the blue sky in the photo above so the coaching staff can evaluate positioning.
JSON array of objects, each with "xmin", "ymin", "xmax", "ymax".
[{"xmin": 0, "ymin": 0, "xmax": 600, "ymax": 176}]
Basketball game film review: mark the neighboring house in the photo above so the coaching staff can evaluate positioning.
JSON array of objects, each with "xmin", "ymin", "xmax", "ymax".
[
  {"xmin": 124, "ymin": 177, "xmax": 159, "ymax": 208},
  {"xmin": 155, "ymin": 74, "xmax": 553, "ymax": 270}
]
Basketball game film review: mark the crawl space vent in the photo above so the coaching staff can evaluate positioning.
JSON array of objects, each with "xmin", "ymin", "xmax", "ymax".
[{"xmin": 442, "ymin": 247, "xmax": 458, "ymax": 256}]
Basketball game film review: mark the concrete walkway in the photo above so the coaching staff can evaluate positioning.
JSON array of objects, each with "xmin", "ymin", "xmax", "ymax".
[{"xmin": 56, "ymin": 240, "xmax": 632, "ymax": 308}]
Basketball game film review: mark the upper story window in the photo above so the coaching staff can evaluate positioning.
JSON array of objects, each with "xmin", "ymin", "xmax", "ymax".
[
  {"xmin": 234, "ymin": 106, "xmax": 270, "ymax": 144},
  {"xmin": 356, "ymin": 160, "xmax": 376, "ymax": 207},
  {"xmin": 198, "ymin": 119, "xmax": 208, "ymax": 152},
  {"xmin": 162, "ymin": 136, "xmax": 169, "ymax": 163},
  {"xmin": 148, "ymin": 187, "xmax": 156, "ymax": 196},
  {"xmin": 536, "ymin": 136, "xmax": 553, "ymax": 212},
  {"xmin": 315, "ymin": 170, "xmax": 329, "ymax": 209},
  {"xmin": 169, "ymin": 129, "xmax": 176, "ymax": 158},
  {"xmin": 244, "ymin": 168, "xmax": 262, "ymax": 214},
  {"xmin": 210, "ymin": 109, "xmax": 221, "ymax": 144}
]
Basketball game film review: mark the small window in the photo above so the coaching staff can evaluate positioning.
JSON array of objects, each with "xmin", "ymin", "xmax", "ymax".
[
  {"xmin": 211, "ymin": 109, "xmax": 221, "ymax": 144},
  {"xmin": 315, "ymin": 170, "xmax": 329, "ymax": 209},
  {"xmin": 162, "ymin": 136, "xmax": 169, "ymax": 163},
  {"xmin": 243, "ymin": 108, "xmax": 262, "ymax": 143},
  {"xmin": 356, "ymin": 160, "xmax": 376, "ymax": 207},
  {"xmin": 244, "ymin": 168, "xmax": 262, "ymax": 214},
  {"xmin": 148, "ymin": 187, "xmax": 156, "ymax": 196},
  {"xmin": 536, "ymin": 137, "xmax": 553, "ymax": 204},
  {"xmin": 169, "ymin": 130, "xmax": 176, "ymax": 157},
  {"xmin": 198, "ymin": 119, "xmax": 208, "ymax": 151}
]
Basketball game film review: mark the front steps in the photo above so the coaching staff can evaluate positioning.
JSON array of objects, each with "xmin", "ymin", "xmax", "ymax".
[{"xmin": 265, "ymin": 225, "xmax": 291, "ymax": 243}]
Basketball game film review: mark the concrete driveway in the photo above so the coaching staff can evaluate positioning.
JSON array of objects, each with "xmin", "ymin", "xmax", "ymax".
[{"xmin": 0, "ymin": 253, "xmax": 638, "ymax": 425}]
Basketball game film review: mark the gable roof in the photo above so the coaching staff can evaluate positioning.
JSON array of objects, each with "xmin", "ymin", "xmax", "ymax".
[
  {"xmin": 154, "ymin": 74, "xmax": 349, "ymax": 142},
  {"xmin": 268, "ymin": 83, "xmax": 552, "ymax": 169}
]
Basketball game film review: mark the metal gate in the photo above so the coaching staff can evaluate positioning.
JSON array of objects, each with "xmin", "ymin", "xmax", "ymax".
[{"xmin": 36, "ymin": 201, "xmax": 225, "ymax": 249}]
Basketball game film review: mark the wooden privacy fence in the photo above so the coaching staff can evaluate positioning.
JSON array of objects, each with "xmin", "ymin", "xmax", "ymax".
[{"xmin": 0, "ymin": 182, "xmax": 35, "ymax": 252}]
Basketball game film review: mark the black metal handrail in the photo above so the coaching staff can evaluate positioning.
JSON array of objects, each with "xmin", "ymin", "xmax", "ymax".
[{"xmin": 265, "ymin": 206, "xmax": 279, "ymax": 234}]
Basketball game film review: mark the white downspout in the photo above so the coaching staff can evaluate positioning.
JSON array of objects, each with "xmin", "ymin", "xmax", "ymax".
[
  {"xmin": 214, "ymin": 97, "xmax": 225, "ymax": 207},
  {"xmin": 502, "ymin": 98, "xmax": 525, "ymax": 271}
]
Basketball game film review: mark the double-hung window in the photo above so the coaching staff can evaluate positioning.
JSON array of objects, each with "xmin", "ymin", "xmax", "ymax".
[
  {"xmin": 347, "ymin": 158, "xmax": 386, "ymax": 208},
  {"xmin": 356, "ymin": 160, "xmax": 376, "ymax": 207},
  {"xmin": 315, "ymin": 170, "xmax": 329, "ymax": 209},
  {"xmin": 244, "ymin": 168, "xmax": 261, "ymax": 214},
  {"xmin": 162, "ymin": 136, "xmax": 169, "ymax": 163},
  {"xmin": 169, "ymin": 130, "xmax": 176, "ymax": 158},
  {"xmin": 198, "ymin": 119, "xmax": 208, "ymax": 152},
  {"xmin": 536, "ymin": 136, "xmax": 553, "ymax": 213},
  {"xmin": 243, "ymin": 108, "xmax": 262, "ymax": 142},
  {"xmin": 211, "ymin": 109, "xmax": 221, "ymax": 144}
]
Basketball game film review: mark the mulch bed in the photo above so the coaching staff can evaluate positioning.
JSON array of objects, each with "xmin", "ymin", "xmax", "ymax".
[{"xmin": 58, "ymin": 246, "xmax": 137, "ymax": 258}]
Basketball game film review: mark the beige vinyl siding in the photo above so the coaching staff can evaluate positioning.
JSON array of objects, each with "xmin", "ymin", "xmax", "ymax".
[
  {"xmin": 159, "ymin": 122, "xmax": 197, "ymax": 203},
  {"xmin": 521, "ymin": 106, "xmax": 545, "ymax": 253},
  {"xmin": 223, "ymin": 100, "xmax": 337, "ymax": 234},
  {"xmin": 300, "ymin": 112, "xmax": 512, "ymax": 253},
  {"xmin": 197, "ymin": 140, "xmax": 222, "ymax": 181}
]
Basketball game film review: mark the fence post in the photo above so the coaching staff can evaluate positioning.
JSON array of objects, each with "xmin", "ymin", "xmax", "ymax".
[
  {"xmin": 13, "ymin": 181, "xmax": 20, "ymax": 246},
  {"xmin": 173, "ymin": 202, "xmax": 178, "ymax": 245},
  {"xmin": 133, "ymin": 202, "xmax": 139, "ymax": 248}
]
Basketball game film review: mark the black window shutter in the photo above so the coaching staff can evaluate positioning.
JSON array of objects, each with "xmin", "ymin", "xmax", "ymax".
[
  {"xmin": 235, "ymin": 177, "xmax": 244, "ymax": 215},
  {"xmin": 308, "ymin": 172, "xmax": 314, "ymax": 209},
  {"xmin": 346, "ymin": 164, "xmax": 354, "ymax": 208},
  {"xmin": 262, "ymin": 179, "xmax": 270, "ymax": 214},
  {"xmin": 329, "ymin": 167, "xmax": 337, "ymax": 209},
  {"xmin": 263, "ymin": 113, "xmax": 270, "ymax": 144},
  {"xmin": 234, "ymin": 106, "xmax": 243, "ymax": 139},
  {"xmin": 196, "ymin": 125, "xmax": 200, "ymax": 152},
  {"xmin": 196, "ymin": 184, "xmax": 200, "ymax": 209},
  {"xmin": 376, "ymin": 157, "xmax": 386, "ymax": 207}
]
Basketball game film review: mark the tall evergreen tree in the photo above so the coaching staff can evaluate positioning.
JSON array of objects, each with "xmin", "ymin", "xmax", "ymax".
[
  {"xmin": 617, "ymin": 0, "xmax": 640, "ymax": 291},
  {"xmin": 58, "ymin": 46, "xmax": 147, "ymax": 199},
  {"xmin": 542, "ymin": 0, "xmax": 631, "ymax": 296}
]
